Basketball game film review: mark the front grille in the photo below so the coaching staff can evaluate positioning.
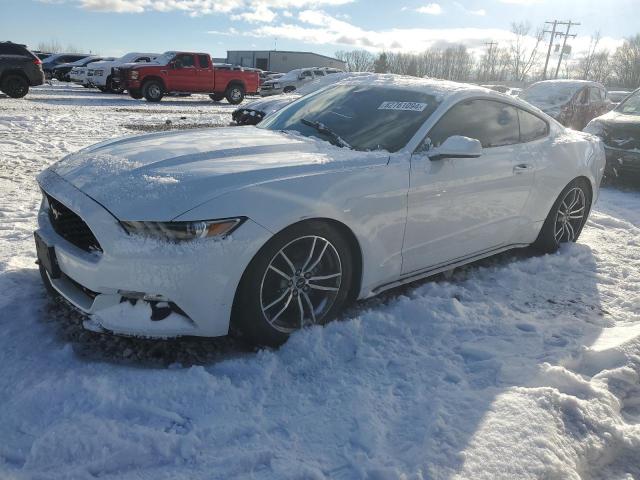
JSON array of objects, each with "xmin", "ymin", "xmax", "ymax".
[{"xmin": 46, "ymin": 194, "xmax": 102, "ymax": 253}]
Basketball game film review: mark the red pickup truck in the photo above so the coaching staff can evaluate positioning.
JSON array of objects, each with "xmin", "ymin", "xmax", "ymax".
[{"xmin": 116, "ymin": 51, "xmax": 260, "ymax": 104}]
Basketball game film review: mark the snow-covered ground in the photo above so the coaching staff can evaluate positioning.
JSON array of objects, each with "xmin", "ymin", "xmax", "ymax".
[{"xmin": 1, "ymin": 83, "xmax": 640, "ymax": 479}]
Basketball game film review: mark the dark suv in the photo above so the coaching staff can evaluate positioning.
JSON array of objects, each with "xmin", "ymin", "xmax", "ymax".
[{"xmin": 0, "ymin": 41, "xmax": 45, "ymax": 98}]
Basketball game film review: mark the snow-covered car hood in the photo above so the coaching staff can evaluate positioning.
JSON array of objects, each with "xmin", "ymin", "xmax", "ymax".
[{"xmin": 44, "ymin": 127, "xmax": 387, "ymax": 221}]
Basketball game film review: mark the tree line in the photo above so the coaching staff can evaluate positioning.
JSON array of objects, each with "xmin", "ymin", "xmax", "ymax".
[{"xmin": 335, "ymin": 24, "xmax": 640, "ymax": 89}]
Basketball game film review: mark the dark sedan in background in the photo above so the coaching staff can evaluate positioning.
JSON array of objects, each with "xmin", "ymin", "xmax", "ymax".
[{"xmin": 584, "ymin": 88, "xmax": 640, "ymax": 178}]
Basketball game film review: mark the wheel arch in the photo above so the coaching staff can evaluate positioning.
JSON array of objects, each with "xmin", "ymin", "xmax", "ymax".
[
  {"xmin": 231, "ymin": 217, "xmax": 364, "ymax": 327},
  {"xmin": 226, "ymin": 80, "xmax": 246, "ymax": 91},
  {"xmin": 141, "ymin": 76, "xmax": 165, "ymax": 90},
  {"xmin": 0, "ymin": 69, "xmax": 29, "ymax": 83}
]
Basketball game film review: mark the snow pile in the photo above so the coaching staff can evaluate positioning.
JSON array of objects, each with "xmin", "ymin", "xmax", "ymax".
[{"xmin": 0, "ymin": 82, "xmax": 639, "ymax": 479}]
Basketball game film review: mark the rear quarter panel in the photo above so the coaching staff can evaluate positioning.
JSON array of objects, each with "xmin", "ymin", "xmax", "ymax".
[
  {"xmin": 528, "ymin": 127, "xmax": 605, "ymax": 227},
  {"xmin": 213, "ymin": 69, "xmax": 260, "ymax": 94}
]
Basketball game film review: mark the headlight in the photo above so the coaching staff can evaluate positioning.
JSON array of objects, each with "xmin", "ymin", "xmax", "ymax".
[
  {"xmin": 121, "ymin": 218, "xmax": 245, "ymax": 242},
  {"xmin": 130, "ymin": 71, "xmax": 139, "ymax": 80}
]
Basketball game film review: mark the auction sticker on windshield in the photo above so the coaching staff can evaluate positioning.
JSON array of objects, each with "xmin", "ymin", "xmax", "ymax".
[{"xmin": 378, "ymin": 101, "xmax": 428, "ymax": 112}]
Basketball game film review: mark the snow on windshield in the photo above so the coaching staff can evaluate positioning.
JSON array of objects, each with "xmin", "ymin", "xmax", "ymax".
[{"xmin": 153, "ymin": 52, "xmax": 177, "ymax": 66}]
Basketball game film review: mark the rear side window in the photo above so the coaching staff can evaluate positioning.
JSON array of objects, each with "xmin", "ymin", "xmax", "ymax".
[
  {"xmin": 135, "ymin": 56, "xmax": 151, "ymax": 63},
  {"xmin": 518, "ymin": 109, "xmax": 549, "ymax": 143},
  {"xmin": 198, "ymin": 55, "xmax": 210, "ymax": 68},
  {"xmin": 313, "ymin": 70, "xmax": 325, "ymax": 76},
  {"xmin": 0, "ymin": 44, "xmax": 29, "ymax": 56},
  {"xmin": 427, "ymin": 99, "xmax": 520, "ymax": 149},
  {"xmin": 300, "ymin": 70, "xmax": 313, "ymax": 79}
]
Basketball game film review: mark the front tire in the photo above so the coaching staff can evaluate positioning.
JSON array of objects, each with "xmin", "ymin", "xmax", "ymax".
[
  {"xmin": 128, "ymin": 89, "xmax": 143, "ymax": 100},
  {"xmin": 233, "ymin": 221, "xmax": 354, "ymax": 347},
  {"xmin": 105, "ymin": 76, "xmax": 123, "ymax": 94},
  {"xmin": 532, "ymin": 178, "xmax": 591, "ymax": 253},
  {"xmin": 1, "ymin": 74, "xmax": 29, "ymax": 98},
  {"xmin": 143, "ymin": 80, "xmax": 164, "ymax": 102},
  {"xmin": 225, "ymin": 84, "xmax": 245, "ymax": 105}
]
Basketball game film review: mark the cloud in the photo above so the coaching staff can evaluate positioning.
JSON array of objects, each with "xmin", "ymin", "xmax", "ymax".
[
  {"xmin": 498, "ymin": 0, "xmax": 543, "ymax": 4},
  {"xmin": 231, "ymin": 3, "xmax": 277, "ymax": 23},
  {"xmin": 43, "ymin": 0, "xmax": 354, "ymax": 15},
  {"xmin": 416, "ymin": 3, "xmax": 442, "ymax": 15}
]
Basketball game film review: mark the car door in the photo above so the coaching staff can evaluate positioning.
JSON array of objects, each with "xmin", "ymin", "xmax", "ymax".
[
  {"xmin": 166, "ymin": 53, "xmax": 197, "ymax": 91},
  {"xmin": 401, "ymin": 99, "xmax": 536, "ymax": 275},
  {"xmin": 299, "ymin": 69, "xmax": 314, "ymax": 85},
  {"xmin": 572, "ymin": 87, "xmax": 590, "ymax": 129},
  {"xmin": 193, "ymin": 54, "xmax": 213, "ymax": 92}
]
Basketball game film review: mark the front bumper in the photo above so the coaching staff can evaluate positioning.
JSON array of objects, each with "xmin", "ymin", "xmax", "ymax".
[
  {"xmin": 260, "ymin": 87, "xmax": 283, "ymax": 97},
  {"xmin": 35, "ymin": 170, "xmax": 272, "ymax": 338},
  {"xmin": 604, "ymin": 145, "xmax": 640, "ymax": 176}
]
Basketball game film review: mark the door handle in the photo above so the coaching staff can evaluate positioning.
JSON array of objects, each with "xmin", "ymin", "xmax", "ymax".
[{"xmin": 513, "ymin": 164, "xmax": 533, "ymax": 174}]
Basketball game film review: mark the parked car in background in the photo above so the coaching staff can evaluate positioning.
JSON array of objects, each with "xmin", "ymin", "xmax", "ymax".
[
  {"xmin": 52, "ymin": 56, "xmax": 111, "ymax": 82},
  {"xmin": 117, "ymin": 51, "xmax": 260, "ymax": 104},
  {"xmin": 607, "ymin": 90, "xmax": 631, "ymax": 105},
  {"xmin": 87, "ymin": 52, "xmax": 159, "ymax": 93},
  {"xmin": 35, "ymin": 75, "xmax": 604, "ymax": 346},
  {"xmin": 33, "ymin": 51, "xmax": 52, "ymax": 61},
  {"xmin": 519, "ymin": 80, "xmax": 611, "ymax": 130},
  {"xmin": 481, "ymin": 84, "xmax": 510, "ymax": 94},
  {"xmin": 584, "ymin": 88, "xmax": 640, "ymax": 178},
  {"xmin": 0, "ymin": 41, "xmax": 44, "ymax": 98},
  {"xmin": 260, "ymin": 67, "xmax": 341, "ymax": 96},
  {"xmin": 41, "ymin": 53, "xmax": 90, "ymax": 79},
  {"xmin": 232, "ymin": 72, "xmax": 373, "ymax": 125}
]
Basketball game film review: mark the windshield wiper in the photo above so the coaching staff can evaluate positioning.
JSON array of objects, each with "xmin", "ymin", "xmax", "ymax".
[{"xmin": 300, "ymin": 118, "xmax": 352, "ymax": 149}]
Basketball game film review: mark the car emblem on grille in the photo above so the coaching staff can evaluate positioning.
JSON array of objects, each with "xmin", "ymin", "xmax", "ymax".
[{"xmin": 50, "ymin": 205, "xmax": 62, "ymax": 220}]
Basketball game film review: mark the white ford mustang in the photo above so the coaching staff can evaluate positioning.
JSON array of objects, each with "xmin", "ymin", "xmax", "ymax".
[{"xmin": 35, "ymin": 75, "xmax": 605, "ymax": 346}]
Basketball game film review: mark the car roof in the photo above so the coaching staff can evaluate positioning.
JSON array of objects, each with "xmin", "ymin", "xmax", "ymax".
[{"xmin": 527, "ymin": 79, "xmax": 604, "ymax": 89}]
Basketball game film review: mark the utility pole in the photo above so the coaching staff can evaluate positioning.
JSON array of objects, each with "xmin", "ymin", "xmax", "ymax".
[
  {"xmin": 484, "ymin": 41, "xmax": 498, "ymax": 81},
  {"xmin": 542, "ymin": 20, "xmax": 558, "ymax": 80},
  {"xmin": 554, "ymin": 21, "xmax": 579, "ymax": 79},
  {"xmin": 541, "ymin": 20, "xmax": 580, "ymax": 80}
]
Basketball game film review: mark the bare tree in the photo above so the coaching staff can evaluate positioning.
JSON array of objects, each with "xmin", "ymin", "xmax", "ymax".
[
  {"xmin": 36, "ymin": 39, "xmax": 87, "ymax": 54},
  {"xmin": 334, "ymin": 50, "xmax": 375, "ymax": 72},
  {"xmin": 509, "ymin": 22, "xmax": 543, "ymax": 82},
  {"xmin": 611, "ymin": 34, "xmax": 640, "ymax": 89}
]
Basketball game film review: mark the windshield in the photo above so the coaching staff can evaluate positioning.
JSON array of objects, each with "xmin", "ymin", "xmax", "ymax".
[
  {"xmin": 615, "ymin": 91, "xmax": 640, "ymax": 115},
  {"xmin": 520, "ymin": 83, "xmax": 580, "ymax": 107},
  {"xmin": 259, "ymin": 85, "xmax": 441, "ymax": 152}
]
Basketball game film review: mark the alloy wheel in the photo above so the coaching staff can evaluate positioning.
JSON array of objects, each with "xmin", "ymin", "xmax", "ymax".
[
  {"xmin": 554, "ymin": 187, "xmax": 586, "ymax": 243},
  {"xmin": 259, "ymin": 235, "xmax": 342, "ymax": 333}
]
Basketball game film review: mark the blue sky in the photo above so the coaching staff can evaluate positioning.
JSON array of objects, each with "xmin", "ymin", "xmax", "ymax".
[{"xmin": 1, "ymin": 0, "xmax": 637, "ymax": 58}]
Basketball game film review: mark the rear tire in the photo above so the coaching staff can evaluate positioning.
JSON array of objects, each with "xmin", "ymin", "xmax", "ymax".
[
  {"xmin": 209, "ymin": 93, "xmax": 225, "ymax": 102},
  {"xmin": 1, "ymin": 74, "xmax": 29, "ymax": 98},
  {"xmin": 532, "ymin": 178, "xmax": 591, "ymax": 253},
  {"xmin": 143, "ymin": 80, "xmax": 164, "ymax": 102},
  {"xmin": 233, "ymin": 221, "xmax": 354, "ymax": 347},
  {"xmin": 225, "ymin": 84, "xmax": 245, "ymax": 105}
]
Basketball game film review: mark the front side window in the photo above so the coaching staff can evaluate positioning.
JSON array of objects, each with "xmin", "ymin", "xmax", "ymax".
[
  {"xmin": 313, "ymin": 70, "xmax": 325, "ymax": 76},
  {"xmin": 259, "ymin": 85, "xmax": 442, "ymax": 153},
  {"xmin": 135, "ymin": 57, "xmax": 151, "ymax": 63},
  {"xmin": 426, "ymin": 99, "xmax": 520, "ymax": 149},
  {"xmin": 177, "ymin": 54, "xmax": 195, "ymax": 68},
  {"xmin": 518, "ymin": 109, "xmax": 549, "ymax": 143},
  {"xmin": 300, "ymin": 70, "xmax": 313, "ymax": 79}
]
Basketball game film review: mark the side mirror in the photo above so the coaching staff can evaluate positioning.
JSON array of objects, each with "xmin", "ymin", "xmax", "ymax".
[{"xmin": 427, "ymin": 136, "xmax": 482, "ymax": 161}]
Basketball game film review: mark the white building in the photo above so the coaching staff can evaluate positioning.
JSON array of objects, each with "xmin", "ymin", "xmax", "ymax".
[{"xmin": 226, "ymin": 50, "xmax": 346, "ymax": 72}]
